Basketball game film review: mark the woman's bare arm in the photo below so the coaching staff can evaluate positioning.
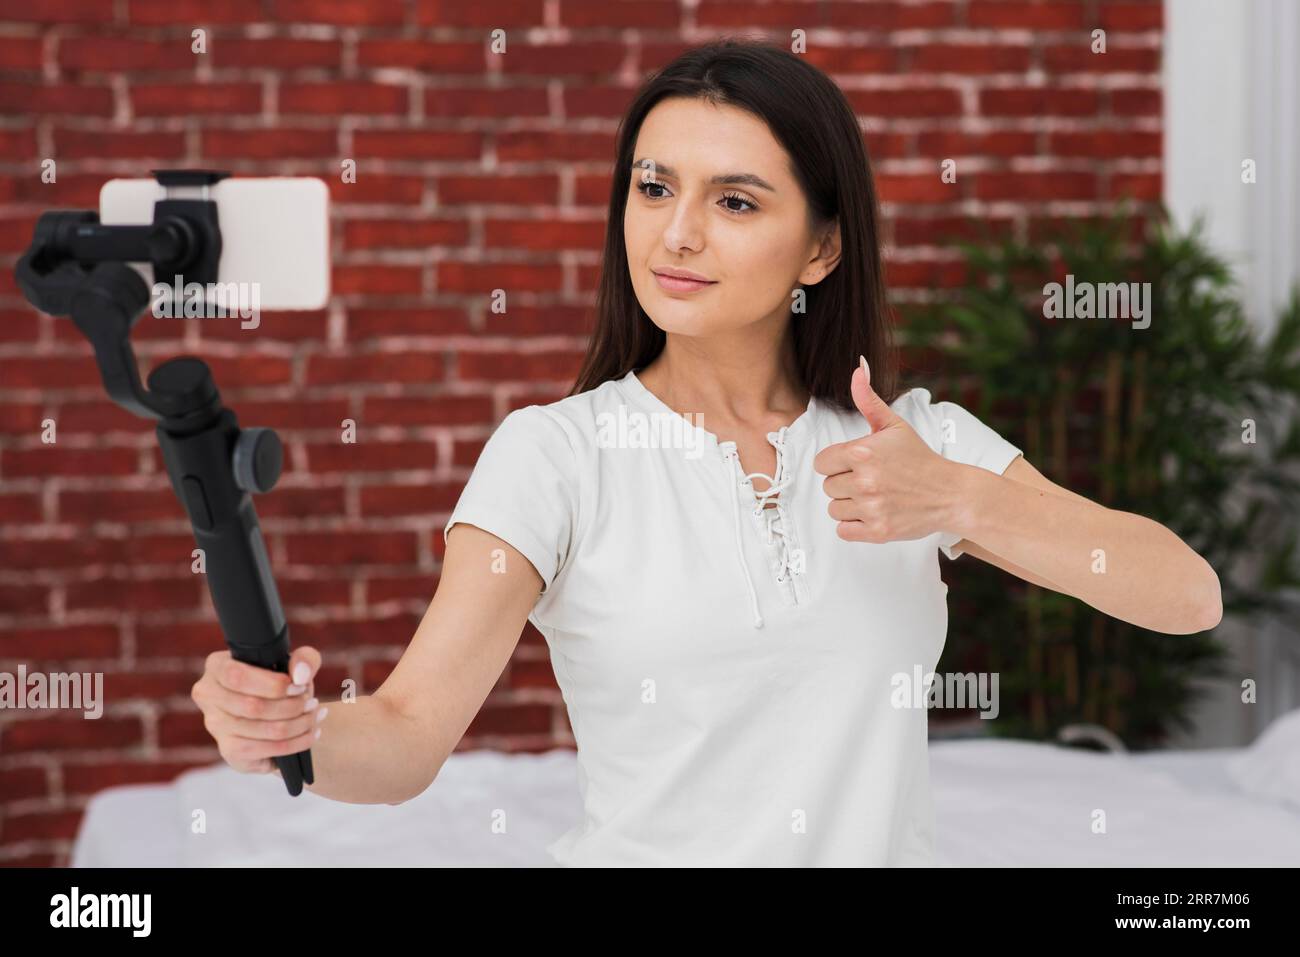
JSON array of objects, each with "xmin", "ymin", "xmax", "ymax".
[
  {"xmin": 946, "ymin": 455, "xmax": 1223, "ymax": 635},
  {"xmin": 944, "ymin": 455, "xmax": 1090, "ymax": 590},
  {"xmin": 298, "ymin": 523, "xmax": 543, "ymax": 804}
]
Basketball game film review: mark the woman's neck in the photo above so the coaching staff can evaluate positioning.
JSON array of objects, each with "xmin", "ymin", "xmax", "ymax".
[{"xmin": 638, "ymin": 330, "xmax": 809, "ymax": 427}]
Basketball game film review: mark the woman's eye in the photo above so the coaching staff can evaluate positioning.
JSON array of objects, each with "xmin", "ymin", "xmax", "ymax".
[
  {"xmin": 633, "ymin": 180, "xmax": 757, "ymax": 214},
  {"xmin": 721, "ymin": 192, "xmax": 758, "ymax": 214},
  {"xmin": 636, "ymin": 179, "xmax": 669, "ymax": 199}
]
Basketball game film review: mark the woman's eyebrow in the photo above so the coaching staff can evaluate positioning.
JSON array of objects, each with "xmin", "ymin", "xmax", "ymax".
[{"xmin": 632, "ymin": 158, "xmax": 776, "ymax": 192}]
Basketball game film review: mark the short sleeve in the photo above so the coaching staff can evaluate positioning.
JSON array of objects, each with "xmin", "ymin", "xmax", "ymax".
[
  {"xmin": 904, "ymin": 387, "xmax": 1023, "ymax": 561},
  {"xmin": 443, "ymin": 406, "xmax": 580, "ymax": 593}
]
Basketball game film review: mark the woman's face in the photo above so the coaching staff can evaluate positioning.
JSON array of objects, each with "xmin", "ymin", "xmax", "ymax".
[{"xmin": 624, "ymin": 96, "xmax": 839, "ymax": 339}]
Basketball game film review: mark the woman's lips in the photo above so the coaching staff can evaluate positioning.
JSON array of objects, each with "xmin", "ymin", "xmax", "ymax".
[{"xmin": 653, "ymin": 271, "xmax": 717, "ymax": 293}]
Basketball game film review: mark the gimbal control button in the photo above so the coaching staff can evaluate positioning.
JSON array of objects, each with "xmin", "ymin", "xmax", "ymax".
[{"xmin": 182, "ymin": 475, "xmax": 214, "ymax": 531}]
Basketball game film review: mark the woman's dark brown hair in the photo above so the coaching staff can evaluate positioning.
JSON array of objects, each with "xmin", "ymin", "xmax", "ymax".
[{"xmin": 567, "ymin": 36, "xmax": 898, "ymax": 413}]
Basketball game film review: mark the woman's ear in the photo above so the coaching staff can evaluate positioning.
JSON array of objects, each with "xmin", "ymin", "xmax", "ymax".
[{"xmin": 801, "ymin": 219, "xmax": 842, "ymax": 285}]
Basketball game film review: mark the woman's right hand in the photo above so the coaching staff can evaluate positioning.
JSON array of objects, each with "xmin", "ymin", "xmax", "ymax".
[{"xmin": 190, "ymin": 646, "xmax": 326, "ymax": 775}]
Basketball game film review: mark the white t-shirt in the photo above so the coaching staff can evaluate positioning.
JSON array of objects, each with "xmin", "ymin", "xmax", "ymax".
[{"xmin": 444, "ymin": 369, "xmax": 1023, "ymax": 866}]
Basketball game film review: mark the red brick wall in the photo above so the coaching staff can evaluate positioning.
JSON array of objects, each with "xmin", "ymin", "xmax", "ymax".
[{"xmin": 0, "ymin": 0, "xmax": 1163, "ymax": 865}]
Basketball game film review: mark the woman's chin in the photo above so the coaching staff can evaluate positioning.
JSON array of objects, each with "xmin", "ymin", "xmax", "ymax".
[{"xmin": 643, "ymin": 312, "xmax": 718, "ymax": 337}]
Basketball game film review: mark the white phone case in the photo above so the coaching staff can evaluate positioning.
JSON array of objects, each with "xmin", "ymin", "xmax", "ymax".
[{"xmin": 99, "ymin": 176, "xmax": 331, "ymax": 311}]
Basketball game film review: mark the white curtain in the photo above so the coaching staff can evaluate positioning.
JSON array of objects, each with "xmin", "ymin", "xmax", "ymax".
[
  {"xmin": 1167, "ymin": 0, "xmax": 1300, "ymax": 335},
  {"xmin": 1166, "ymin": 0, "xmax": 1300, "ymax": 746}
]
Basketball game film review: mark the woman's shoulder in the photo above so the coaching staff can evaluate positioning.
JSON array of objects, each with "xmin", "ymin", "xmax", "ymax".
[
  {"xmin": 814, "ymin": 385, "xmax": 933, "ymax": 437},
  {"xmin": 884, "ymin": 385, "xmax": 1023, "ymax": 470},
  {"xmin": 812, "ymin": 385, "xmax": 977, "ymax": 454},
  {"xmin": 888, "ymin": 385, "xmax": 940, "ymax": 433},
  {"xmin": 494, "ymin": 377, "xmax": 627, "ymax": 460}
]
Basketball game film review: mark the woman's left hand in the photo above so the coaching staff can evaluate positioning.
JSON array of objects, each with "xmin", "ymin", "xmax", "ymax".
[{"xmin": 813, "ymin": 356, "xmax": 963, "ymax": 544}]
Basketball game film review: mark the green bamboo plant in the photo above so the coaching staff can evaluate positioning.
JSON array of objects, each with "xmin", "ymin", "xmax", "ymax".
[{"xmin": 903, "ymin": 204, "xmax": 1300, "ymax": 748}]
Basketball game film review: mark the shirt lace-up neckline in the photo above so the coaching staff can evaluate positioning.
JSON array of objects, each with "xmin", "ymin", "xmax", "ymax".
[{"xmin": 623, "ymin": 370, "xmax": 817, "ymax": 630}]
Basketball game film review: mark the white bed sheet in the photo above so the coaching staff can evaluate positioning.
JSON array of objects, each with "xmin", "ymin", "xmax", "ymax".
[
  {"xmin": 71, "ymin": 734, "xmax": 1300, "ymax": 867},
  {"xmin": 73, "ymin": 749, "xmax": 581, "ymax": 868},
  {"xmin": 930, "ymin": 739, "xmax": 1299, "ymax": 866}
]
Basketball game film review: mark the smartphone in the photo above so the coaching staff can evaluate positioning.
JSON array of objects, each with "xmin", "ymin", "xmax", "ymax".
[{"xmin": 99, "ymin": 176, "xmax": 331, "ymax": 311}]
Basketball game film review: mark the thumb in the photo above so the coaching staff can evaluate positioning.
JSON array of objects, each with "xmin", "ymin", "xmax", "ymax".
[
  {"xmin": 288, "ymin": 645, "xmax": 321, "ymax": 690},
  {"xmin": 851, "ymin": 355, "xmax": 899, "ymax": 433}
]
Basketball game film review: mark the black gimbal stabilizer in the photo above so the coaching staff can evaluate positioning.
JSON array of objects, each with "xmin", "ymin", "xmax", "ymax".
[{"xmin": 14, "ymin": 169, "xmax": 313, "ymax": 796}]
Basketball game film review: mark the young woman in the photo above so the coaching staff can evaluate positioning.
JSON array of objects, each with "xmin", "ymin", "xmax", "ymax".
[{"xmin": 191, "ymin": 39, "xmax": 1223, "ymax": 866}]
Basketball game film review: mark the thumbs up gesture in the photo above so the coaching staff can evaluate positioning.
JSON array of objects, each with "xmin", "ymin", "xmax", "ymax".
[{"xmin": 812, "ymin": 356, "xmax": 959, "ymax": 544}]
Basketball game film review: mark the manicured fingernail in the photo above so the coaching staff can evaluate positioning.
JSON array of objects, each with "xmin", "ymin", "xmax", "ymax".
[
  {"xmin": 314, "ymin": 728, "xmax": 322, "ymax": 739},
  {"xmin": 292, "ymin": 662, "xmax": 311, "ymax": 685},
  {"xmin": 315, "ymin": 707, "xmax": 328, "ymax": 723},
  {"xmin": 859, "ymin": 354, "xmax": 869, "ymax": 377},
  {"xmin": 303, "ymin": 696, "xmax": 319, "ymax": 713},
  {"xmin": 286, "ymin": 683, "xmax": 305, "ymax": 696}
]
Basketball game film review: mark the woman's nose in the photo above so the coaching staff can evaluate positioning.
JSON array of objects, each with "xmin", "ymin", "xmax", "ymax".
[{"xmin": 662, "ymin": 201, "xmax": 704, "ymax": 251}]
